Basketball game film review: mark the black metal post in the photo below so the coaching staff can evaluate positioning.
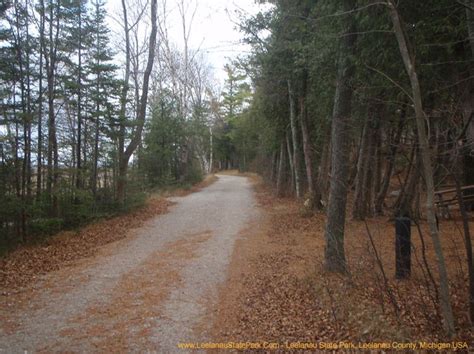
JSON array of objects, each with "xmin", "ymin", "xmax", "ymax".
[{"xmin": 395, "ymin": 216, "xmax": 411, "ymax": 279}]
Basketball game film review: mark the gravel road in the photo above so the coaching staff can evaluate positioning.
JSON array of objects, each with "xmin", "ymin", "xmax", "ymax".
[{"xmin": 0, "ymin": 174, "xmax": 258, "ymax": 353}]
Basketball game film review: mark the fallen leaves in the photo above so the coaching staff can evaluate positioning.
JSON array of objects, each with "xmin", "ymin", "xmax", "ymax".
[
  {"xmin": 0, "ymin": 196, "xmax": 172, "ymax": 291},
  {"xmin": 212, "ymin": 180, "xmax": 474, "ymax": 345},
  {"xmin": 52, "ymin": 231, "xmax": 213, "ymax": 352}
]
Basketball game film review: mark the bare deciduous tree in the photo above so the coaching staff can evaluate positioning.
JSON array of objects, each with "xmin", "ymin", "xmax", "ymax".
[{"xmin": 117, "ymin": 0, "xmax": 158, "ymax": 204}]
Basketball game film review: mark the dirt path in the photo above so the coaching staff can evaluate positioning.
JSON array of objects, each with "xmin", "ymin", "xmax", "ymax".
[{"xmin": 0, "ymin": 174, "xmax": 258, "ymax": 352}]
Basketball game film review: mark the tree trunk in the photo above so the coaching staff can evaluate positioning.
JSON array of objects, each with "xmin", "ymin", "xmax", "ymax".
[
  {"xmin": 276, "ymin": 140, "xmax": 286, "ymax": 197},
  {"xmin": 457, "ymin": 3, "xmax": 474, "ymax": 317},
  {"xmin": 13, "ymin": 0, "xmax": 31, "ymax": 237},
  {"xmin": 315, "ymin": 124, "xmax": 331, "ymax": 208},
  {"xmin": 12, "ymin": 97, "xmax": 22, "ymax": 240},
  {"xmin": 209, "ymin": 126, "xmax": 213, "ymax": 173},
  {"xmin": 393, "ymin": 142, "xmax": 417, "ymax": 215},
  {"xmin": 454, "ymin": 172, "xmax": 474, "ymax": 324},
  {"xmin": 299, "ymin": 73, "xmax": 316, "ymax": 204},
  {"xmin": 348, "ymin": 129, "xmax": 363, "ymax": 188},
  {"xmin": 116, "ymin": 0, "xmax": 158, "ymax": 205},
  {"xmin": 375, "ymin": 108, "xmax": 405, "ymax": 214},
  {"xmin": 270, "ymin": 150, "xmax": 277, "ymax": 185},
  {"xmin": 92, "ymin": 95, "xmax": 100, "ymax": 197},
  {"xmin": 366, "ymin": 115, "xmax": 380, "ymax": 215},
  {"xmin": 116, "ymin": 0, "xmax": 131, "ymax": 204},
  {"xmin": 353, "ymin": 113, "xmax": 371, "ymax": 220},
  {"xmin": 288, "ymin": 80, "xmax": 302, "ymax": 198},
  {"xmin": 46, "ymin": 0, "xmax": 60, "ymax": 216},
  {"xmin": 388, "ymin": 0, "xmax": 455, "ymax": 336},
  {"xmin": 467, "ymin": 0, "xmax": 474, "ymax": 58},
  {"xmin": 286, "ymin": 132, "xmax": 295, "ymax": 192},
  {"xmin": 37, "ymin": 0, "xmax": 45, "ymax": 199},
  {"xmin": 372, "ymin": 122, "xmax": 382, "ymax": 208},
  {"xmin": 324, "ymin": 0, "xmax": 357, "ymax": 273},
  {"xmin": 464, "ymin": 2, "xmax": 474, "ymax": 209},
  {"xmin": 76, "ymin": 5, "xmax": 83, "ymax": 192}
]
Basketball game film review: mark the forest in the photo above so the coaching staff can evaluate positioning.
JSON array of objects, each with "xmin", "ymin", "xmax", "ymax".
[
  {"xmin": 220, "ymin": 0, "xmax": 474, "ymax": 338},
  {"xmin": 1, "ymin": 0, "xmax": 474, "ymax": 347},
  {"xmin": 233, "ymin": 0, "xmax": 474, "ymax": 225},
  {"xmin": 0, "ymin": 0, "xmax": 229, "ymax": 247}
]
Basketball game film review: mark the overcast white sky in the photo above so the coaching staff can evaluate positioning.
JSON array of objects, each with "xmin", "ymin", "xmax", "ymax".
[{"xmin": 106, "ymin": 0, "xmax": 270, "ymax": 84}]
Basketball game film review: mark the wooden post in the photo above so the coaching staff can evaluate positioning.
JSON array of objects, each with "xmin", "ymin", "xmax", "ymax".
[{"xmin": 395, "ymin": 216, "xmax": 411, "ymax": 279}]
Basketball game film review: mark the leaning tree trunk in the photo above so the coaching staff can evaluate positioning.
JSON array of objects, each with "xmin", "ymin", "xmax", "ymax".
[
  {"xmin": 324, "ymin": 0, "xmax": 357, "ymax": 273},
  {"xmin": 116, "ymin": 0, "xmax": 131, "ymax": 204},
  {"xmin": 387, "ymin": 0, "xmax": 455, "ymax": 336},
  {"xmin": 117, "ymin": 0, "xmax": 158, "ymax": 205}
]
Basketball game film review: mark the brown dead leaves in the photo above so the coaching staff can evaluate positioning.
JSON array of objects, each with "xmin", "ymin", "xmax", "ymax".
[
  {"xmin": 213, "ymin": 181, "xmax": 474, "ymax": 345},
  {"xmin": 51, "ymin": 231, "xmax": 213, "ymax": 352},
  {"xmin": 0, "ymin": 196, "xmax": 172, "ymax": 291}
]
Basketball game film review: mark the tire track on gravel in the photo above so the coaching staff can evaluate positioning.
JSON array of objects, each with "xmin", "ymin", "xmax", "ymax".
[{"xmin": 0, "ymin": 174, "xmax": 258, "ymax": 352}]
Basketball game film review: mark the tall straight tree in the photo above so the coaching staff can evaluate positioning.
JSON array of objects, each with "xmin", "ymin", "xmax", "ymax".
[
  {"xmin": 63, "ymin": 0, "xmax": 89, "ymax": 192},
  {"xmin": 10, "ymin": 0, "xmax": 33, "ymax": 235},
  {"xmin": 44, "ymin": 0, "xmax": 61, "ymax": 216},
  {"xmin": 36, "ymin": 0, "xmax": 46, "ymax": 198},
  {"xmin": 299, "ymin": 70, "xmax": 316, "ymax": 205},
  {"xmin": 323, "ymin": 0, "xmax": 357, "ymax": 273},
  {"xmin": 74, "ymin": 0, "xmax": 86, "ymax": 191},
  {"xmin": 287, "ymin": 79, "xmax": 301, "ymax": 198},
  {"xmin": 88, "ymin": 0, "xmax": 118, "ymax": 196}
]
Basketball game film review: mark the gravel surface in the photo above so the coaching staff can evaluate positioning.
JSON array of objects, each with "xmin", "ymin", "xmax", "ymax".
[{"xmin": 0, "ymin": 174, "xmax": 258, "ymax": 353}]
